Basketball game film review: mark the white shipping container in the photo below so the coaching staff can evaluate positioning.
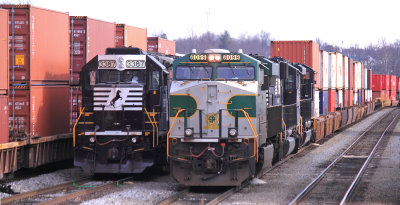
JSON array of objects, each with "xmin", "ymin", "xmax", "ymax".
[
  {"xmin": 329, "ymin": 53, "xmax": 337, "ymax": 89},
  {"xmin": 354, "ymin": 92, "xmax": 358, "ymax": 105},
  {"xmin": 338, "ymin": 89, "xmax": 343, "ymax": 108},
  {"xmin": 336, "ymin": 53, "xmax": 343, "ymax": 89},
  {"xmin": 344, "ymin": 56, "xmax": 349, "ymax": 89},
  {"xmin": 368, "ymin": 90, "xmax": 372, "ymax": 102},
  {"xmin": 314, "ymin": 90, "xmax": 319, "ymax": 118},
  {"xmin": 364, "ymin": 68, "xmax": 368, "ymax": 89},
  {"xmin": 354, "ymin": 62, "xmax": 361, "ymax": 91},
  {"xmin": 322, "ymin": 51, "xmax": 329, "ymax": 89}
]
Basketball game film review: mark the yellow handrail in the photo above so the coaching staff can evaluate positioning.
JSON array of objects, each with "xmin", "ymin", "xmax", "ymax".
[
  {"xmin": 166, "ymin": 109, "xmax": 185, "ymax": 161},
  {"xmin": 73, "ymin": 107, "xmax": 85, "ymax": 147},
  {"xmin": 282, "ymin": 119, "xmax": 287, "ymax": 141},
  {"xmin": 144, "ymin": 108, "xmax": 155, "ymax": 148},
  {"xmin": 238, "ymin": 109, "xmax": 259, "ymax": 162},
  {"xmin": 298, "ymin": 116, "xmax": 303, "ymax": 137},
  {"xmin": 152, "ymin": 108, "xmax": 159, "ymax": 146}
]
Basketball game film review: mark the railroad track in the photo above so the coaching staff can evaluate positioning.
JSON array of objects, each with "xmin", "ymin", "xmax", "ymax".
[
  {"xmin": 1, "ymin": 176, "xmax": 134, "ymax": 205},
  {"xmin": 289, "ymin": 109, "xmax": 400, "ymax": 205}
]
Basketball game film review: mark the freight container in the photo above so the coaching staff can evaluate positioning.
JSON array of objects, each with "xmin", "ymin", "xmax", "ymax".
[
  {"xmin": 321, "ymin": 50, "xmax": 329, "ymax": 90},
  {"xmin": 382, "ymin": 75, "xmax": 390, "ymax": 90},
  {"xmin": 336, "ymin": 53, "xmax": 343, "ymax": 89},
  {"xmin": 354, "ymin": 91, "xmax": 358, "ymax": 105},
  {"xmin": 337, "ymin": 89, "xmax": 343, "ymax": 108},
  {"xmin": 9, "ymin": 85, "xmax": 69, "ymax": 137},
  {"xmin": 0, "ymin": 95, "xmax": 8, "ymax": 143},
  {"xmin": 358, "ymin": 89, "xmax": 362, "ymax": 105},
  {"xmin": 70, "ymin": 16, "xmax": 116, "ymax": 84},
  {"xmin": 328, "ymin": 53, "xmax": 337, "ymax": 89},
  {"xmin": 328, "ymin": 89, "xmax": 336, "ymax": 112},
  {"xmin": 343, "ymin": 89, "xmax": 349, "ymax": 108},
  {"xmin": 70, "ymin": 86, "xmax": 82, "ymax": 126},
  {"xmin": 386, "ymin": 90, "xmax": 390, "ymax": 100},
  {"xmin": 319, "ymin": 90, "xmax": 328, "ymax": 115},
  {"xmin": 348, "ymin": 58, "xmax": 354, "ymax": 90},
  {"xmin": 367, "ymin": 70, "xmax": 372, "ymax": 89},
  {"xmin": 390, "ymin": 90, "xmax": 396, "ymax": 101},
  {"xmin": 368, "ymin": 90, "xmax": 372, "ymax": 102},
  {"xmin": 1, "ymin": 5, "xmax": 70, "ymax": 83},
  {"xmin": 390, "ymin": 75, "xmax": 397, "ymax": 91},
  {"xmin": 349, "ymin": 90, "xmax": 354, "ymax": 107},
  {"xmin": 353, "ymin": 62, "xmax": 361, "ymax": 91},
  {"xmin": 0, "ymin": 9, "xmax": 8, "ymax": 95},
  {"xmin": 314, "ymin": 90, "xmax": 319, "ymax": 118},
  {"xmin": 398, "ymin": 77, "xmax": 400, "ymax": 92},
  {"xmin": 361, "ymin": 89, "xmax": 365, "ymax": 105},
  {"xmin": 372, "ymin": 74, "xmax": 383, "ymax": 91},
  {"xmin": 115, "ymin": 24, "xmax": 147, "ymax": 51},
  {"xmin": 343, "ymin": 56, "xmax": 349, "ymax": 89},
  {"xmin": 363, "ymin": 68, "xmax": 367, "ymax": 89},
  {"xmin": 361, "ymin": 64, "xmax": 365, "ymax": 89},
  {"xmin": 147, "ymin": 37, "xmax": 176, "ymax": 56}
]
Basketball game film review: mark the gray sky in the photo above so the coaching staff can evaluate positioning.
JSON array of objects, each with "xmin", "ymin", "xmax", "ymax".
[{"xmin": 26, "ymin": 0, "xmax": 400, "ymax": 47}]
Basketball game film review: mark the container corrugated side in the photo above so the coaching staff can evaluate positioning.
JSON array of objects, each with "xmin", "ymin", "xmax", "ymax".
[
  {"xmin": 336, "ymin": 53, "xmax": 343, "ymax": 89},
  {"xmin": 321, "ymin": 50, "xmax": 329, "ymax": 90},
  {"xmin": 270, "ymin": 41, "xmax": 320, "ymax": 89},
  {"xmin": 328, "ymin": 53, "xmax": 337, "ymax": 89},
  {"xmin": 147, "ymin": 37, "xmax": 176, "ymax": 55},
  {"xmin": 364, "ymin": 68, "xmax": 368, "ymax": 89},
  {"xmin": 314, "ymin": 90, "xmax": 319, "ymax": 118},
  {"xmin": 328, "ymin": 89, "xmax": 336, "ymax": 113},
  {"xmin": 343, "ymin": 89, "xmax": 349, "ymax": 108},
  {"xmin": 0, "ymin": 95, "xmax": 8, "ymax": 143},
  {"xmin": 390, "ymin": 75, "xmax": 397, "ymax": 91},
  {"xmin": 354, "ymin": 62, "xmax": 361, "ymax": 91},
  {"xmin": 337, "ymin": 89, "xmax": 343, "ymax": 108},
  {"xmin": 319, "ymin": 90, "xmax": 329, "ymax": 115},
  {"xmin": 0, "ymin": 9, "xmax": 8, "ymax": 94},
  {"xmin": 115, "ymin": 24, "xmax": 147, "ymax": 51},
  {"xmin": 372, "ymin": 74, "xmax": 383, "ymax": 91},
  {"xmin": 343, "ymin": 56, "xmax": 349, "ymax": 89},
  {"xmin": 348, "ymin": 58, "xmax": 354, "ymax": 90},
  {"xmin": 2, "ymin": 5, "xmax": 70, "ymax": 83},
  {"xmin": 354, "ymin": 91, "xmax": 358, "ymax": 105},
  {"xmin": 398, "ymin": 77, "xmax": 400, "ymax": 92},
  {"xmin": 367, "ymin": 70, "xmax": 372, "ymax": 89},
  {"xmin": 349, "ymin": 90, "xmax": 354, "ymax": 106},
  {"xmin": 382, "ymin": 75, "xmax": 390, "ymax": 90}
]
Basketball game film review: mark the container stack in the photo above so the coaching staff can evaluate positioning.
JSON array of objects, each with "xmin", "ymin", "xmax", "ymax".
[
  {"xmin": 397, "ymin": 77, "xmax": 400, "ymax": 100},
  {"xmin": 390, "ymin": 75, "xmax": 397, "ymax": 101},
  {"xmin": 2, "ymin": 5, "xmax": 70, "ymax": 139},
  {"xmin": 320, "ymin": 51, "xmax": 329, "ymax": 116},
  {"xmin": 115, "ymin": 24, "xmax": 147, "ymax": 51},
  {"xmin": 69, "ymin": 16, "xmax": 116, "ymax": 127},
  {"xmin": 0, "ymin": 8, "xmax": 9, "ymax": 143},
  {"xmin": 147, "ymin": 37, "xmax": 176, "ymax": 56}
]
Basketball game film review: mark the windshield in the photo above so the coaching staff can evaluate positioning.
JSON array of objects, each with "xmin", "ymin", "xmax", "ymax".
[
  {"xmin": 216, "ymin": 66, "xmax": 255, "ymax": 80},
  {"xmin": 175, "ymin": 66, "xmax": 212, "ymax": 80},
  {"xmin": 98, "ymin": 69, "xmax": 145, "ymax": 84}
]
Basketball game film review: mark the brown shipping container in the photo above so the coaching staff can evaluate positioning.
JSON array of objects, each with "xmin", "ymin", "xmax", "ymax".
[
  {"xmin": 0, "ymin": 95, "xmax": 9, "ymax": 143},
  {"xmin": 2, "ymin": 5, "xmax": 70, "ymax": 83},
  {"xmin": 348, "ymin": 58, "xmax": 354, "ymax": 90},
  {"xmin": 343, "ymin": 89, "xmax": 349, "ymax": 108},
  {"xmin": 349, "ymin": 90, "xmax": 354, "ymax": 106},
  {"xmin": 0, "ymin": 9, "xmax": 8, "ymax": 94},
  {"xmin": 271, "ymin": 40, "xmax": 320, "ymax": 89},
  {"xmin": 367, "ymin": 70, "xmax": 372, "ymax": 89},
  {"xmin": 147, "ymin": 37, "xmax": 176, "ymax": 55},
  {"xmin": 70, "ymin": 16, "xmax": 116, "ymax": 84},
  {"xmin": 115, "ymin": 24, "xmax": 147, "ymax": 51},
  {"xmin": 9, "ymin": 85, "xmax": 69, "ymax": 137},
  {"xmin": 361, "ymin": 64, "xmax": 364, "ymax": 89}
]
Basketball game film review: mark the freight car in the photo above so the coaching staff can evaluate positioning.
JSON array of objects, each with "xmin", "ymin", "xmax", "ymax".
[
  {"xmin": 167, "ymin": 49, "xmax": 315, "ymax": 186},
  {"xmin": 73, "ymin": 47, "xmax": 170, "ymax": 174}
]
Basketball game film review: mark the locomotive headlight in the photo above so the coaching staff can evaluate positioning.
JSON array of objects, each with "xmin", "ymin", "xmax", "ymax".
[
  {"xmin": 184, "ymin": 128, "xmax": 194, "ymax": 137},
  {"xmin": 131, "ymin": 137, "xmax": 137, "ymax": 143},
  {"xmin": 89, "ymin": 137, "xmax": 95, "ymax": 143},
  {"xmin": 228, "ymin": 128, "xmax": 238, "ymax": 137}
]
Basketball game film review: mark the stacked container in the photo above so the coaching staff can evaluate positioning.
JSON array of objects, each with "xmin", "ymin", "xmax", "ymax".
[
  {"xmin": 319, "ymin": 50, "xmax": 329, "ymax": 115},
  {"xmin": 147, "ymin": 37, "xmax": 176, "ymax": 55},
  {"xmin": 0, "ymin": 8, "xmax": 9, "ymax": 143},
  {"xmin": 115, "ymin": 24, "xmax": 147, "ymax": 51},
  {"xmin": 70, "ymin": 16, "xmax": 116, "ymax": 126},
  {"xmin": 336, "ymin": 53, "xmax": 343, "ymax": 108},
  {"xmin": 2, "ymin": 5, "xmax": 70, "ymax": 139},
  {"xmin": 328, "ymin": 53, "xmax": 337, "ymax": 112},
  {"xmin": 390, "ymin": 75, "xmax": 397, "ymax": 101}
]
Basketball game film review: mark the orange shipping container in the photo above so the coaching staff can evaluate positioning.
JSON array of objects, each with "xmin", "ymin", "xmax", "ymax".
[
  {"xmin": 115, "ymin": 24, "xmax": 147, "ymax": 51},
  {"xmin": 147, "ymin": 37, "xmax": 176, "ymax": 55},
  {"xmin": 1, "ymin": 5, "xmax": 70, "ymax": 83},
  {"xmin": 328, "ymin": 90, "xmax": 336, "ymax": 113},
  {"xmin": 70, "ymin": 16, "xmax": 116, "ymax": 84},
  {"xmin": 349, "ymin": 90, "xmax": 353, "ymax": 106},
  {"xmin": 0, "ymin": 9, "xmax": 8, "ymax": 94},
  {"xmin": 0, "ymin": 95, "xmax": 8, "ymax": 143},
  {"xmin": 9, "ymin": 85, "xmax": 69, "ymax": 138},
  {"xmin": 271, "ymin": 40, "xmax": 320, "ymax": 89}
]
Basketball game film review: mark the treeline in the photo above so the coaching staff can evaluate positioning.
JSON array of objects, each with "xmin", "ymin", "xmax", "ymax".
[{"xmin": 175, "ymin": 31, "xmax": 400, "ymax": 76}]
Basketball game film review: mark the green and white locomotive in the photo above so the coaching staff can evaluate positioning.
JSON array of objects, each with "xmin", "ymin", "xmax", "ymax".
[{"xmin": 168, "ymin": 49, "xmax": 315, "ymax": 186}]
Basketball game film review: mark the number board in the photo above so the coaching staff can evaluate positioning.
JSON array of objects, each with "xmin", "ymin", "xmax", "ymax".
[
  {"xmin": 222, "ymin": 54, "xmax": 241, "ymax": 62},
  {"xmin": 126, "ymin": 60, "xmax": 145, "ymax": 68},
  {"xmin": 189, "ymin": 54, "xmax": 207, "ymax": 61},
  {"xmin": 98, "ymin": 60, "xmax": 116, "ymax": 68}
]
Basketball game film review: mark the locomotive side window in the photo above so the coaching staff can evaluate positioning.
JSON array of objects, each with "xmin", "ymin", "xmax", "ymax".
[
  {"xmin": 175, "ymin": 66, "xmax": 212, "ymax": 80},
  {"xmin": 216, "ymin": 66, "xmax": 255, "ymax": 80},
  {"xmin": 122, "ymin": 70, "xmax": 145, "ymax": 84},
  {"xmin": 150, "ymin": 70, "xmax": 160, "ymax": 90}
]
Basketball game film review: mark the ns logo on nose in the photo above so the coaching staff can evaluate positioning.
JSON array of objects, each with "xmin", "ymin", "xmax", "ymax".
[{"xmin": 110, "ymin": 90, "xmax": 122, "ymax": 107}]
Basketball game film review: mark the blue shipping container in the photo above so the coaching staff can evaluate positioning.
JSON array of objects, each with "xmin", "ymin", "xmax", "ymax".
[
  {"xmin": 319, "ymin": 90, "xmax": 329, "ymax": 116},
  {"xmin": 358, "ymin": 89, "xmax": 362, "ymax": 105}
]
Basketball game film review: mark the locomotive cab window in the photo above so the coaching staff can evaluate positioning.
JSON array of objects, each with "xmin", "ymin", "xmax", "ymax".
[
  {"xmin": 216, "ymin": 66, "xmax": 255, "ymax": 80},
  {"xmin": 99, "ymin": 70, "xmax": 120, "ymax": 83},
  {"xmin": 149, "ymin": 70, "xmax": 160, "ymax": 90},
  {"xmin": 122, "ymin": 70, "xmax": 145, "ymax": 84},
  {"xmin": 175, "ymin": 66, "xmax": 212, "ymax": 80}
]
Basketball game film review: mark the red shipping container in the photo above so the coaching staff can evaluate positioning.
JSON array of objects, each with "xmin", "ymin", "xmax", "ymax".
[
  {"xmin": 2, "ymin": 5, "xmax": 70, "ymax": 83},
  {"xmin": 372, "ymin": 91, "xmax": 385, "ymax": 101},
  {"xmin": 390, "ymin": 75, "xmax": 397, "ymax": 91},
  {"xmin": 70, "ymin": 16, "xmax": 116, "ymax": 85},
  {"xmin": 328, "ymin": 89, "xmax": 336, "ymax": 112},
  {"xmin": 372, "ymin": 74, "xmax": 383, "ymax": 91},
  {"xmin": 343, "ymin": 90, "xmax": 349, "ymax": 108},
  {"xmin": 367, "ymin": 70, "xmax": 372, "ymax": 89},
  {"xmin": 147, "ymin": 37, "xmax": 176, "ymax": 56},
  {"xmin": 115, "ymin": 24, "xmax": 147, "ymax": 51},
  {"xmin": 271, "ymin": 41, "xmax": 320, "ymax": 89},
  {"xmin": 390, "ymin": 90, "xmax": 396, "ymax": 101},
  {"xmin": 349, "ymin": 90, "xmax": 354, "ymax": 106},
  {"xmin": 361, "ymin": 89, "xmax": 365, "ymax": 105},
  {"xmin": 9, "ymin": 85, "xmax": 69, "ymax": 137},
  {"xmin": 348, "ymin": 58, "xmax": 354, "ymax": 90},
  {"xmin": 0, "ymin": 9, "xmax": 8, "ymax": 95},
  {"xmin": 0, "ymin": 95, "xmax": 8, "ymax": 143},
  {"xmin": 398, "ymin": 77, "xmax": 400, "ymax": 92},
  {"xmin": 386, "ymin": 90, "xmax": 390, "ymax": 100},
  {"xmin": 382, "ymin": 75, "xmax": 390, "ymax": 90}
]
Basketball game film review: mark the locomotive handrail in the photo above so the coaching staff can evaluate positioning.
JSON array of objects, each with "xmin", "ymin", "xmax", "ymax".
[
  {"xmin": 238, "ymin": 109, "xmax": 259, "ymax": 162},
  {"xmin": 167, "ymin": 109, "xmax": 186, "ymax": 161},
  {"xmin": 144, "ymin": 108, "xmax": 156, "ymax": 148},
  {"xmin": 151, "ymin": 108, "xmax": 159, "ymax": 146},
  {"xmin": 73, "ymin": 107, "xmax": 85, "ymax": 147},
  {"xmin": 282, "ymin": 119, "xmax": 287, "ymax": 141}
]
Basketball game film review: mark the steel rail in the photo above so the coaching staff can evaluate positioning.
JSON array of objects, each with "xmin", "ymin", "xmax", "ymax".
[
  {"xmin": 339, "ymin": 111, "xmax": 400, "ymax": 205},
  {"xmin": 156, "ymin": 189, "xmax": 189, "ymax": 205},
  {"xmin": 1, "ymin": 178, "xmax": 91, "ymax": 205},
  {"xmin": 288, "ymin": 110, "xmax": 396, "ymax": 205}
]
